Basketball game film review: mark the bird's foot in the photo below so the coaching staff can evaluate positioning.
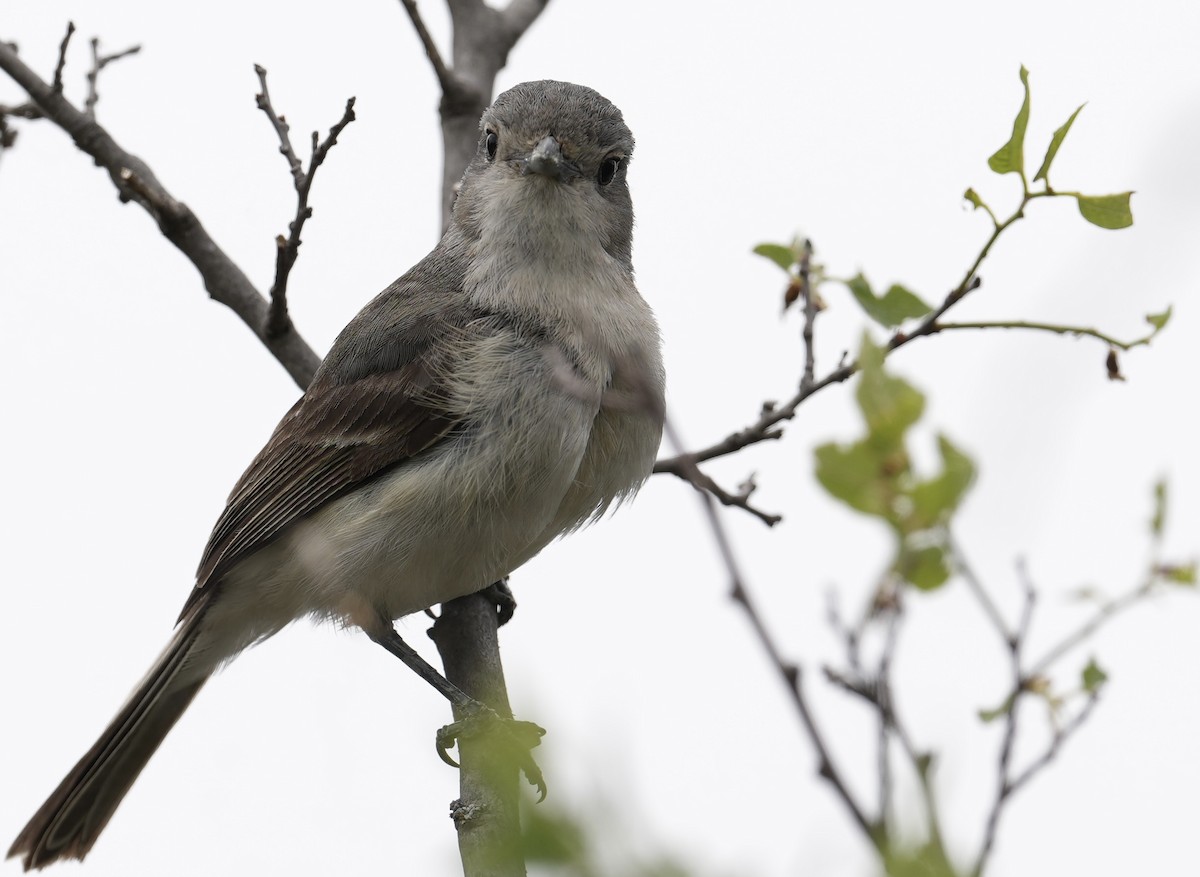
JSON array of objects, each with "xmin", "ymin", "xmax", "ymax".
[
  {"xmin": 478, "ymin": 578, "xmax": 517, "ymax": 627},
  {"xmin": 436, "ymin": 703, "xmax": 547, "ymax": 801}
]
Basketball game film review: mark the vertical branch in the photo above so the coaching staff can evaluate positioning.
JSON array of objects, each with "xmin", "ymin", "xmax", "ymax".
[
  {"xmin": 875, "ymin": 600, "xmax": 898, "ymax": 835},
  {"xmin": 431, "ymin": 600, "xmax": 528, "ymax": 877},
  {"xmin": 798, "ymin": 238, "xmax": 817, "ymax": 393},
  {"xmin": 400, "ymin": 0, "xmax": 551, "ymax": 230},
  {"xmin": 399, "ymin": 3, "xmax": 552, "ymax": 873}
]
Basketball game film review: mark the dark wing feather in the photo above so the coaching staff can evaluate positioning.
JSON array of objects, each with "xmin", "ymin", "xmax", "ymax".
[{"xmin": 180, "ymin": 358, "xmax": 457, "ymax": 619}]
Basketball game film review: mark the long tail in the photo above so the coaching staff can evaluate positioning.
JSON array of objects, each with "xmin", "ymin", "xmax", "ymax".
[{"xmin": 8, "ymin": 605, "xmax": 212, "ymax": 871}]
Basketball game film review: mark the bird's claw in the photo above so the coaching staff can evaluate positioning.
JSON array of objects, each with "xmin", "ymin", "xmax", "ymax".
[
  {"xmin": 436, "ymin": 706, "xmax": 548, "ymax": 801},
  {"xmin": 478, "ymin": 578, "xmax": 517, "ymax": 627}
]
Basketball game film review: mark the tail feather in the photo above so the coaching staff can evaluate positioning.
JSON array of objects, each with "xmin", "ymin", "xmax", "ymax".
[{"xmin": 8, "ymin": 609, "xmax": 211, "ymax": 871}]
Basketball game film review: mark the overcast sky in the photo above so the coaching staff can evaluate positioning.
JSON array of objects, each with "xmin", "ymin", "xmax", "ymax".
[{"xmin": 3, "ymin": 2, "xmax": 1198, "ymax": 876}]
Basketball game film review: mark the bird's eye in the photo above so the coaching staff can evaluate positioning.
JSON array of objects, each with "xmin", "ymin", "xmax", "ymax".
[
  {"xmin": 598, "ymin": 156, "xmax": 622, "ymax": 186},
  {"xmin": 485, "ymin": 131, "xmax": 498, "ymax": 161}
]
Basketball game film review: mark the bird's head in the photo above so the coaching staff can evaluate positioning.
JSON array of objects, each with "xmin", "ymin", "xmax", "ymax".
[{"xmin": 453, "ymin": 80, "xmax": 635, "ymax": 268}]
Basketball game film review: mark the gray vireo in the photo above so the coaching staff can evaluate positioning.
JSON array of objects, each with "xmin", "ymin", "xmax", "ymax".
[{"xmin": 11, "ymin": 80, "xmax": 664, "ymax": 870}]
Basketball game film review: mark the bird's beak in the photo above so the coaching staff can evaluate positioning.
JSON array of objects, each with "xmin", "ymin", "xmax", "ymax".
[{"xmin": 522, "ymin": 135, "xmax": 577, "ymax": 181}]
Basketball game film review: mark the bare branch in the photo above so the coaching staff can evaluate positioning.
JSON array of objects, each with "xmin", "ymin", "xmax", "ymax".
[
  {"xmin": 0, "ymin": 38, "xmax": 321, "ymax": 388},
  {"xmin": 398, "ymin": 0, "xmax": 457, "ymax": 96},
  {"xmin": 51, "ymin": 21, "xmax": 74, "ymax": 93},
  {"xmin": 422, "ymin": 0, "xmax": 555, "ymax": 230},
  {"xmin": 953, "ymin": 535, "xmax": 1014, "ymax": 643},
  {"xmin": 500, "ymin": 0, "xmax": 552, "ymax": 37},
  {"xmin": 972, "ymin": 572, "xmax": 1034, "ymax": 877},
  {"xmin": 0, "ymin": 100, "xmax": 42, "ymax": 119},
  {"xmin": 654, "ymin": 363, "xmax": 852, "ymax": 473},
  {"xmin": 654, "ymin": 275, "xmax": 985, "ymax": 473},
  {"xmin": 310, "ymin": 98, "xmax": 358, "ymax": 167},
  {"xmin": 875, "ymin": 602, "xmax": 898, "ymax": 835},
  {"xmin": 84, "ymin": 36, "xmax": 140, "ymax": 119},
  {"xmin": 267, "ymin": 235, "xmax": 293, "ymax": 338},
  {"xmin": 1028, "ymin": 577, "xmax": 1154, "ymax": 680},
  {"xmin": 430, "ymin": 594, "xmax": 530, "ymax": 877},
  {"xmin": 1006, "ymin": 692, "xmax": 1101, "ymax": 796},
  {"xmin": 254, "ymin": 64, "xmax": 304, "ymax": 186},
  {"xmin": 662, "ymin": 414, "xmax": 881, "ymax": 851},
  {"xmin": 254, "ymin": 65, "xmax": 357, "ymax": 340},
  {"xmin": 932, "ymin": 319, "xmax": 1160, "ymax": 352},
  {"xmin": 680, "ymin": 466, "xmax": 781, "ymax": 526},
  {"xmin": 798, "ymin": 238, "xmax": 818, "ymax": 393},
  {"xmin": 390, "ymin": 4, "xmax": 558, "ymax": 870},
  {"xmin": 0, "ymin": 99, "xmax": 41, "ymax": 155}
]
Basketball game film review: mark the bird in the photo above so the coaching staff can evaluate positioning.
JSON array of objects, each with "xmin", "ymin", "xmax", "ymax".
[{"xmin": 9, "ymin": 79, "xmax": 664, "ymax": 870}]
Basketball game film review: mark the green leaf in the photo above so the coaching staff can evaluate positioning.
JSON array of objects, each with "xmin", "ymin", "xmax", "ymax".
[
  {"xmin": 522, "ymin": 804, "xmax": 587, "ymax": 865},
  {"xmin": 911, "ymin": 435, "xmax": 977, "ymax": 528},
  {"xmin": 1146, "ymin": 306, "xmax": 1172, "ymax": 332},
  {"xmin": 1163, "ymin": 563, "xmax": 1198, "ymax": 586},
  {"xmin": 753, "ymin": 243, "xmax": 796, "ymax": 273},
  {"xmin": 963, "ymin": 188, "xmax": 987, "ymax": 210},
  {"xmin": 1081, "ymin": 657, "xmax": 1108, "ymax": 693},
  {"xmin": 899, "ymin": 544, "xmax": 951, "ymax": 591},
  {"xmin": 856, "ymin": 334, "xmax": 926, "ymax": 447},
  {"xmin": 879, "ymin": 284, "xmax": 933, "ymax": 324},
  {"xmin": 978, "ymin": 693, "xmax": 1015, "ymax": 723},
  {"xmin": 1075, "ymin": 192, "xmax": 1134, "ymax": 229},
  {"xmin": 846, "ymin": 273, "xmax": 932, "ymax": 327},
  {"xmin": 814, "ymin": 440, "xmax": 892, "ymax": 518},
  {"xmin": 1033, "ymin": 103, "xmax": 1085, "ymax": 183},
  {"xmin": 1151, "ymin": 479, "xmax": 1167, "ymax": 537},
  {"xmin": 988, "ymin": 66, "xmax": 1031, "ymax": 178},
  {"xmin": 846, "ymin": 272, "xmax": 876, "ymax": 310}
]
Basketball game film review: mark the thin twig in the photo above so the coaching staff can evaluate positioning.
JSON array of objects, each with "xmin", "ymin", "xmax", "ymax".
[
  {"xmin": 84, "ymin": 37, "xmax": 141, "ymax": 119},
  {"xmin": 953, "ymin": 535, "xmax": 1013, "ymax": 643},
  {"xmin": 1006, "ymin": 692, "xmax": 1101, "ymax": 797},
  {"xmin": 663, "ymin": 414, "xmax": 881, "ymax": 851},
  {"xmin": 0, "ymin": 101, "xmax": 42, "ymax": 119},
  {"xmin": 0, "ymin": 98, "xmax": 43, "ymax": 158},
  {"xmin": 254, "ymin": 65, "xmax": 304, "ymax": 186},
  {"xmin": 875, "ymin": 599, "xmax": 900, "ymax": 837},
  {"xmin": 973, "ymin": 571, "xmax": 1035, "ymax": 877},
  {"xmin": 655, "ymin": 183, "xmax": 1050, "ymax": 475},
  {"xmin": 680, "ymin": 466, "xmax": 781, "ymax": 526},
  {"xmin": 1027, "ymin": 579, "xmax": 1154, "ymax": 679},
  {"xmin": 653, "ymin": 365, "xmax": 847, "ymax": 474},
  {"xmin": 798, "ymin": 238, "xmax": 817, "ymax": 393},
  {"xmin": 887, "ymin": 671, "xmax": 949, "ymax": 858},
  {"xmin": 51, "ymin": 22, "xmax": 74, "ymax": 94},
  {"xmin": 254, "ymin": 64, "xmax": 356, "ymax": 340},
  {"xmin": 933, "ymin": 319, "xmax": 1159, "ymax": 352},
  {"xmin": 653, "ymin": 274, "xmax": 985, "ymax": 476},
  {"xmin": 824, "ymin": 580, "xmax": 950, "ymax": 859},
  {"xmin": 398, "ymin": 0, "xmax": 457, "ymax": 96}
]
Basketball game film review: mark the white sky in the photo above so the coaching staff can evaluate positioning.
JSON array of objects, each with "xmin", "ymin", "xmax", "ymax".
[{"xmin": 3, "ymin": 2, "xmax": 1198, "ymax": 876}]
